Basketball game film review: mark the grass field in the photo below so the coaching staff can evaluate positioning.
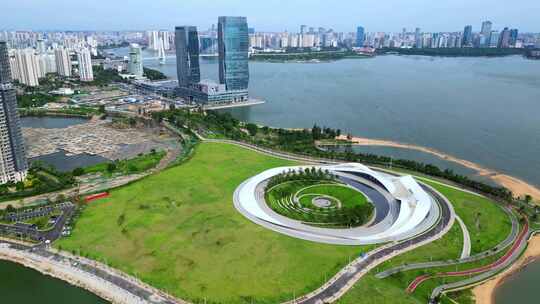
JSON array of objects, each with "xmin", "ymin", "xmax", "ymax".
[
  {"xmin": 56, "ymin": 142, "xmax": 512, "ymax": 304},
  {"xmin": 266, "ymin": 180, "xmax": 373, "ymax": 227},
  {"xmin": 57, "ymin": 142, "xmax": 366, "ymax": 303},
  {"xmin": 337, "ymin": 177, "xmax": 513, "ymax": 304},
  {"xmin": 82, "ymin": 150, "xmax": 166, "ymax": 176}
]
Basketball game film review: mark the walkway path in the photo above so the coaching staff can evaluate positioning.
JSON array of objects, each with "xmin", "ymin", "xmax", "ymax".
[
  {"xmin": 375, "ymin": 205, "xmax": 518, "ymax": 279},
  {"xmin": 406, "ymin": 217, "xmax": 529, "ymax": 294},
  {"xmin": 455, "ymin": 215, "xmax": 471, "ymax": 259},
  {"xmin": 203, "ymin": 138, "xmax": 455, "ymax": 304},
  {"xmin": 1, "ymin": 136, "xmax": 456, "ymax": 304},
  {"xmin": 0, "ymin": 146, "xmax": 182, "ymax": 211}
]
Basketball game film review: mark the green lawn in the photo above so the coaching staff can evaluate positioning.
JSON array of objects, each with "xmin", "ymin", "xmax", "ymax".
[
  {"xmin": 57, "ymin": 142, "xmax": 365, "ymax": 303},
  {"xmin": 266, "ymin": 181, "xmax": 373, "ymax": 227},
  {"xmin": 420, "ymin": 178, "xmax": 511, "ymax": 254},
  {"xmin": 56, "ymin": 142, "xmax": 511, "ymax": 304},
  {"xmin": 338, "ymin": 177, "xmax": 512, "ymax": 304},
  {"xmin": 297, "ymin": 184, "xmax": 369, "ymax": 208},
  {"xmin": 82, "ymin": 151, "xmax": 166, "ymax": 176}
]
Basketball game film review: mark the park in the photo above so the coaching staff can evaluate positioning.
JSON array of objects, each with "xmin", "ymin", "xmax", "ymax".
[{"xmin": 54, "ymin": 141, "xmax": 515, "ymax": 304}]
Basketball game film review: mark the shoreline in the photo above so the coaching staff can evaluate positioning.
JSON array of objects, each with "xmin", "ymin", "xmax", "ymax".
[
  {"xmin": 472, "ymin": 234, "xmax": 540, "ymax": 304},
  {"xmin": 335, "ymin": 135, "xmax": 540, "ymax": 201},
  {"xmin": 0, "ymin": 247, "xmax": 126, "ymax": 304}
]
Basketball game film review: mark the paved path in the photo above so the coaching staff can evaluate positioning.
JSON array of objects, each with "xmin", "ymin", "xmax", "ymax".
[
  {"xmin": 429, "ymin": 229, "xmax": 532, "ymax": 303},
  {"xmin": 1, "ymin": 137, "xmax": 456, "ymax": 304},
  {"xmin": 0, "ymin": 240, "xmax": 182, "ymax": 304},
  {"xmin": 203, "ymin": 138, "xmax": 456, "ymax": 304},
  {"xmin": 455, "ymin": 215, "xmax": 471, "ymax": 259},
  {"xmin": 0, "ymin": 146, "xmax": 181, "ymax": 211},
  {"xmin": 375, "ymin": 205, "xmax": 519, "ymax": 279},
  {"xmin": 406, "ymin": 217, "xmax": 529, "ymax": 294}
]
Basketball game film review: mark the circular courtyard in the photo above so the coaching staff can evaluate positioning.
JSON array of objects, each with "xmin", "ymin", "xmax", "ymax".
[
  {"xmin": 233, "ymin": 163, "xmax": 441, "ymax": 245},
  {"xmin": 265, "ymin": 179, "xmax": 374, "ymax": 228}
]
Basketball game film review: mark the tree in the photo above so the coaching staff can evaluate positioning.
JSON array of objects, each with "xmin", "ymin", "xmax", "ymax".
[
  {"xmin": 106, "ymin": 163, "xmax": 117, "ymax": 173},
  {"xmin": 15, "ymin": 181, "xmax": 25, "ymax": 191},
  {"xmin": 98, "ymin": 105, "xmax": 106, "ymax": 114},
  {"xmin": 72, "ymin": 167, "xmax": 85, "ymax": 176},
  {"xmin": 246, "ymin": 123, "xmax": 258, "ymax": 137}
]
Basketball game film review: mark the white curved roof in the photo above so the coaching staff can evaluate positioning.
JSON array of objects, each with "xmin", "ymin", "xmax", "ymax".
[{"xmin": 235, "ymin": 163, "xmax": 435, "ymax": 244}]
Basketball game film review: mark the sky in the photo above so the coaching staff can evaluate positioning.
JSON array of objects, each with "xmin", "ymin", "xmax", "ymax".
[{"xmin": 2, "ymin": 0, "xmax": 539, "ymax": 33}]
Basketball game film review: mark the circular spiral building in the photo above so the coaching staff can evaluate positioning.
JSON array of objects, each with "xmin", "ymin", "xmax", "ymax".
[{"xmin": 233, "ymin": 163, "xmax": 441, "ymax": 245}]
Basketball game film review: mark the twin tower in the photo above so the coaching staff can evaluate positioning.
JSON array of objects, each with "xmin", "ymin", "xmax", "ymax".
[{"xmin": 175, "ymin": 17, "xmax": 250, "ymax": 104}]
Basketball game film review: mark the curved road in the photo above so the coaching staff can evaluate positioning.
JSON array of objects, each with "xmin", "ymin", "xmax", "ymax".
[
  {"xmin": 203, "ymin": 138, "xmax": 456, "ymax": 304},
  {"xmin": 375, "ymin": 205, "xmax": 518, "ymax": 279},
  {"xmin": 406, "ymin": 217, "xmax": 528, "ymax": 294}
]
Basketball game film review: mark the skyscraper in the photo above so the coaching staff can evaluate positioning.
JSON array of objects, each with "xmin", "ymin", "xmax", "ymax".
[
  {"xmin": 481, "ymin": 21, "xmax": 492, "ymax": 36},
  {"xmin": 77, "ymin": 48, "xmax": 93, "ymax": 82},
  {"xmin": 175, "ymin": 26, "xmax": 200, "ymax": 88},
  {"xmin": 218, "ymin": 16, "xmax": 249, "ymax": 91},
  {"xmin": 414, "ymin": 27, "xmax": 422, "ymax": 48},
  {"xmin": 499, "ymin": 27, "xmax": 511, "ymax": 48},
  {"xmin": 462, "ymin": 25, "xmax": 473, "ymax": 47},
  {"xmin": 0, "ymin": 41, "xmax": 28, "ymax": 184},
  {"xmin": 54, "ymin": 48, "xmax": 72, "ymax": 77},
  {"xmin": 12, "ymin": 49, "xmax": 40, "ymax": 87},
  {"xmin": 356, "ymin": 26, "xmax": 365, "ymax": 47},
  {"xmin": 509, "ymin": 29, "xmax": 519, "ymax": 47},
  {"xmin": 128, "ymin": 43, "xmax": 143, "ymax": 77}
]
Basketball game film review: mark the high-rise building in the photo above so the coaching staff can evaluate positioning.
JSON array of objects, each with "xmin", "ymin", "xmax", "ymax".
[
  {"xmin": 481, "ymin": 21, "xmax": 492, "ymax": 36},
  {"xmin": 462, "ymin": 25, "xmax": 473, "ymax": 47},
  {"xmin": 147, "ymin": 31, "xmax": 160, "ymax": 50},
  {"xmin": 499, "ymin": 27, "xmax": 511, "ymax": 48},
  {"xmin": 77, "ymin": 48, "xmax": 93, "ymax": 82},
  {"xmin": 159, "ymin": 31, "xmax": 170, "ymax": 50},
  {"xmin": 489, "ymin": 31, "xmax": 500, "ymax": 48},
  {"xmin": 54, "ymin": 48, "xmax": 72, "ymax": 77},
  {"xmin": 0, "ymin": 41, "xmax": 28, "ymax": 184},
  {"xmin": 36, "ymin": 39, "xmax": 46, "ymax": 54},
  {"xmin": 128, "ymin": 43, "xmax": 143, "ymax": 77},
  {"xmin": 509, "ymin": 29, "xmax": 519, "ymax": 47},
  {"xmin": 175, "ymin": 26, "xmax": 201, "ymax": 88},
  {"xmin": 356, "ymin": 26, "xmax": 365, "ymax": 47},
  {"xmin": 218, "ymin": 16, "xmax": 249, "ymax": 91},
  {"xmin": 414, "ymin": 27, "xmax": 422, "ymax": 48},
  {"xmin": 12, "ymin": 49, "xmax": 40, "ymax": 87}
]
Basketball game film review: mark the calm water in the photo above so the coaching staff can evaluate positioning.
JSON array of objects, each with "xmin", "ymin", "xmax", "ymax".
[
  {"xmin": 115, "ymin": 47, "xmax": 540, "ymax": 188},
  {"xmin": 105, "ymin": 49, "xmax": 540, "ymax": 301},
  {"xmin": 21, "ymin": 116, "xmax": 109, "ymax": 172},
  {"xmin": 494, "ymin": 260, "xmax": 540, "ymax": 304},
  {"xmin": 0, "ymin": 260, "xmax": 107, "ymax": 304},
  {"xmin": 21, "ymin": 116, "xmax": 87, "ymax": 128}
]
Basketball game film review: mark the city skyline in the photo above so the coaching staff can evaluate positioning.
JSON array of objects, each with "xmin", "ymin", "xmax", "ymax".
[{"xmin": 2, "ymin": 0, "xmax": 540, "ymax": 33}]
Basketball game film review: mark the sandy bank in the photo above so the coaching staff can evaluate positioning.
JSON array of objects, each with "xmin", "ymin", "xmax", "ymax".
[
  {"xmin": 472, "ymin": 234, "xmax": 540, "ymax": 304},
  {"xmin": 335, "ymin": 135, "xmax": 540, "ymax": 201}
]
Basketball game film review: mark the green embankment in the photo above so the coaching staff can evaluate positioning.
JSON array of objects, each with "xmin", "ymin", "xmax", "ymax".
[
  {"xmin": 57, "ymin": 142, "xmax": 367, "ymax": 303},
  {"xmin": 338, "ymin": 178, "xmax": 512, "ymax": 304},
  {"xmin": 57, "ymin": 142, "xmax": 511, "ymax": 304}
]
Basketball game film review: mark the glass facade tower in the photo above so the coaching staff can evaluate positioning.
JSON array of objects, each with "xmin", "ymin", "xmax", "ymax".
[
  {"xmin": 175, "ymin": 26, "xmax": 200, "ymax": 88},
  {"xmin": 356, "ymin": 26, "xmax": 365, "ymax": 47},
  {"xmin": 0, "ymin": 41, "xmax": 28, "ymax": 183},
  {"xmin": 218, "ymin": 16, "xmax": 249, "ymax": 91}
]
